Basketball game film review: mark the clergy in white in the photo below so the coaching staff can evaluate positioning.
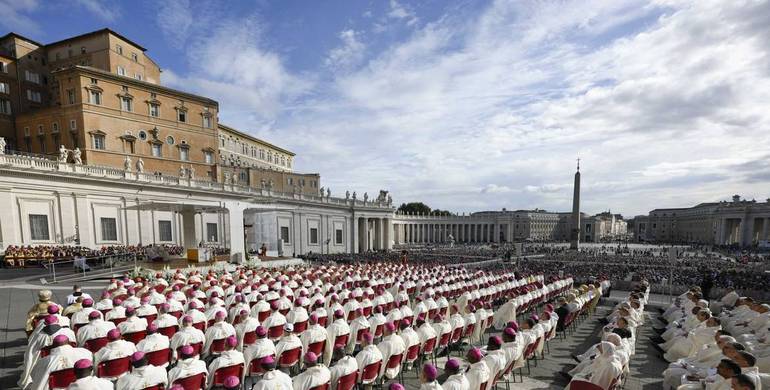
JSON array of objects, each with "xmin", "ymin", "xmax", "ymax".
[{"xmin": 293, "ymin": 352, "xmax": 331, "ymax": 390}]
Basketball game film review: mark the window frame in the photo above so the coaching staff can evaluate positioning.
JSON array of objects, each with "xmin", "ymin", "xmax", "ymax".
[
  {"xmin": 29, "ymin": 214, "xmax": 51, "ymax": 241},
  {"xmin": 158, "ymin": 220, "xmax": 173, "ymax": 242},
  {"xmin": 206, "ymin": 223, "xmax": 218, "ymax": 242},
  {"xmin": 100, "ymin": 217, "xmax": 118, "ymax": 242}
]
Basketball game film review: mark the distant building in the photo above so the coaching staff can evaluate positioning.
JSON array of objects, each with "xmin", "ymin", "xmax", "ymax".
[{"xmin": 642, "ymin": 195, "xmax": 770, "ymax": 246}]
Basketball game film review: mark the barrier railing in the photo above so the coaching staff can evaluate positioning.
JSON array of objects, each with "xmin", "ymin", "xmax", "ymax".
[{"xmin": 40, "ymin": 253, "xmax": 139, "ymax": 283}]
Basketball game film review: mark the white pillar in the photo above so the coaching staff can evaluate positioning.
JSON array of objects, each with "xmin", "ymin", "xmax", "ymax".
[
  {"xmin": 0, "ymin": 188, "xmax": 18, "ymax": 245},
  {"xmin": 73, "ymin": 194, "xmax": 94, "ymax": 247},
  {"xmin": 181, "ymin": 210, "xmax": 197, "ymax": 249},
  {"xmin": 385, "ymin": 218, "xmax": 393, "ymax": 250},
  {"xmin": 352, "ymin": 215, "xmax": 359, "ymax": 253},
  {"xmin": 762, "ymin": 218, "xmax": 769, "ymax": 241},
  {"xmin": 224, "ymin": 201, "xmax": 245, "ymax": 263},
  {"xmin": 376, "ymin": 218, "xmax": 384, "ymax": 250}
]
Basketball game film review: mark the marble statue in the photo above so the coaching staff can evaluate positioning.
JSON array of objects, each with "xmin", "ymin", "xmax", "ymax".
[
  {"xmin": 58, "ymin": 145, "xmax": 68, "ymax": 162},
  {"xmin": 363, "ymin": 192, "xmax": 368, "ymax": 203},
  {"xmin": 387, "ymin": 195, "xmax": 392, "ymax": 205},
  {"xmin": 0, "ymin": 137, "xmax": 5, "ymax": 154},
  {"xmin": 345, "ymin": 190, "xmax": 350, "ymax": 200},
  {"xmin": 188, "ymin": 166, "xmax": 195, "ymax": 179},
  {"xmin": 123, "ymin": 156, "xmax": 132, "ymax": 171},
  {"xmin": 136, "ymin": 158, "xmax": 145, "ymax": 173},
  {"xmin": 326, "ymin": 188, "xmax": 331, "ymax": 198},
  {"xmin": 260, "ymin": 179, "xmax": 266, "ymax": 188},
  {"xmin": 352, "ymin": 191, "xmax": 357, "ymax": 200},
  {"xmin": 320, "ymin": 186, "xmax": 325, "ymax": 196},
  {"xmin": 72, "ymin": 148, "xmax": 82, "ymax": 164},
  {"xmin": 223, "ymin": 172, "xmax": 231, "ymax": 184},
  {"xmin": 268, "ymin": 179, "xmax": 274, "ymax": 189},
  {"xmin": 180, "ymin": 165, "xmax": 186, "ymax": 177}
]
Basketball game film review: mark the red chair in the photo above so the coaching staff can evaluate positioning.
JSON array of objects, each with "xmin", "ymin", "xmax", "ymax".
[
  {"xmin": 97, "ymin": 356, "xmax": 131, "ymax": 379},
  {"xmin": 428, "ymin": 308, "xmax": 437, "ymax": 319},
  {"xmin": 243, "ymin": 331, "xmax": 258, "ymax": 346},
  {"xmin": 268, "ymin": 325, "xmax": 284, "ymax": 341},
  {"xmin": 449, "ymin": 327, "xmax": 463, "ymax": 345},
  {"xmin": 568, "ymin": 379, "xmax": 604, "ymax": 390},
  {"xmin": 247, "ymin": 354, "xmax": 275, "ymax": 377},
  {"xmin": 258, "ymin": 310, "xmax": 270, "ymax": 322},
  {"xmin": 141, "ymin": 314, "xmax": 157, "ymax": 324},
  {"xmin": 308, "ymin": 340, "xmax": 325, "ymax": 357},
  {"xmin": 146, "ymin": 348, "xmax": 172, "ymax": 367},
  {"xmin": 422, "ymin": 337, "xmax": 437, "ymax": 359},
  {"xmin": 192, "ymin": 322, "xmax": 206, "ymax": 331},
  {"xmin": 403, "ymin": 344, "xmax": 420, "ymax": 370},
  {"xmin": 334, "ymin": 334, "xmax": 349, "ymax": 349},
  {"xmin": 279, "ymin": 308, "xmax": 289, "ymax": 316},
  {"xmin": 212, "ymin": 364, "xmax": 244, "ymax": 387},
  {"xmin": 293, "ymin": 320, "xmax": 308, "ymax": 333},
  {"xmin": 142, "ymin": 385, "xmax": 164, "ymax": 390},
  {"xmin": 278, "ymin": 347, "xmax": 301, "ymax": 373},
  {"xmin": 177, "ymin": 342, "xmax": 203, "ymax": 358},
  {"xmin": 110, "ymin": 317, "xmax": 127, "ymax": 327},
  {"xmin": 383, "ymin": 353, "xmax": 403, "ymax": 380},
  {"xmin": 374, "ymin": 324, "xmax": 384, "ymax": 339},
  {"xmin": 363, "ymin": 306, "xmax": 372, "ymax": 317},
  {"xmin": 84, "ymin": 337, "xmax": 109, "ymax": 353},
  {"xmin": 317, "ymin": 316, "xmax": 328, "ymax": 327},
  {"xmin": 337, "ymin": 371, "xmax": 357, "ymax": 390},
  {"xmin": 462, "ymin": 323, "xmax": 476, "ymax": 344},
  {"xmin": 49, "ymin": 367, "xmax": 76, "ymax": 390},
  {"xmin": 123, "ymin": 330, "xmax": 147, "ymax": 344},
  {"xmin": 172, "ymin": 372, "xmax": 206, "ymax": 390},
  {"xmin": 158, "ymin": 325, "xmax": 179, "ymax": 338},
  {"xmin": 169, "ymin": 311, "xmax": 183, "ymax": 319},
  {"xmin": 310, "ymin": 383, "xmax": 330, "ymax": 390},
  {"xmin": 359, "ymin": 361, "xmax": 382, "ymax": 385},
  {"xmin": 437, "ymin": 332, "xmax": 451, "ymax": 353},
  {"xmin": 209, "ymin": 338, "xmax": 227, "ymax": 355}
]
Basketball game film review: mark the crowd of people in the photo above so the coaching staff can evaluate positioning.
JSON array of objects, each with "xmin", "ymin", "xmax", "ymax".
[
  {"xmin": 655, "ymin": 286, "xmax": 770, "ymax": 389},
  {"xmin": 2, "ymin": 244, "xmax": 186, "ymax": 268},
  {"xmin": 19, "ymin": 260, "xmax": 603, "ymax": 390}
]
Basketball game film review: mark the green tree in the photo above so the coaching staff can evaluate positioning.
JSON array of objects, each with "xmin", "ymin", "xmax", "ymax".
[{"xmin": 397, "ymin": 202, "xmax": 432, "ymax": 214}]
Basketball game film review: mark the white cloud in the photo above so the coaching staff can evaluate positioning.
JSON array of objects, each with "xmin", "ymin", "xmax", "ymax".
[
  {"xmin": 0, "ymin": 0, "xmax": 41, "ymax": 34},
  {"xmin": 156, "ymin": 0, "xmax": 192, "ymax": 48},
  {"xmin": 324, "ymin": 29, "xmax": 366, "ymax": 73},
  {"xmin": 160, "ymin": 16, "xmax": 312, "ymax": 123},
  {"xmin": 387, "ymin": 0, "xmax": 418, "ymax": 26},
  {"xmin": 74, "ymin": 0, "xmax": 119, "ymax": 21}
]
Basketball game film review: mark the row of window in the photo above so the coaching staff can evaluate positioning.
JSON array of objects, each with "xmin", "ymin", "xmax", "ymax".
[
  {"xmin": 221, "ymin": 138, "xmax": 291, "ymax": 168},
  {"xmin": 0, "ymin": 82, "xmax": 8, "ymax": 94},
  {"xmin": 86, "ymin": 87, "xmax": 212, "ymax": 128},
  {"xmin": 26, "ymin": 89, "xmax": 41, "ymax": 103},
  {"xmin": 116, "ymin": 66, "xmax": 143, "ymax": 81},
  {"xmin": 278, "ymin": 226, "xmax": 344, "ymax": 245},
  {"xmin": 287, "ymin": 177, "xmax": 318, "ymax": 188},
  {"xmin": 30, "ymin": 214, "xmax": 219, "ymax": 243},
  {"xmin": 115, "ymin": 45, "xmax": 139, "ymax": 62},
  {"xmin": 25, "ymin": 70, "xmax": 41, "ymax": 84},
  {"xmin": 0, "ymin": 61, "xmax": 7, "ymax": 73}
]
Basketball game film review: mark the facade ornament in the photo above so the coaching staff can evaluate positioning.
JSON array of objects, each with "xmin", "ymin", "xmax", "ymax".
[
  {"xmin": 72, "ymin": 148, "xmax": 82, "ymax": 164},
  {"xmin": 319, "ymin": 186, "xmax": 325, "ymax": 196},
  {"xmin": 387, "ymin": 195, "xmax": 392, "ymax": 206},
  {"xmin": 188, "ymin": 166, "xmax": 195, "ymax": 179},
  {"xmin": 179, "ymin": 165, "xmax": 186, "ymax": 177},
  {"xmin": 223, "ymin": 172, "xmax": 230, "ymax": 184},
  {"xmin": 136, "ymin": 158, "xmax": 144, "ymax": 173},
  {"xmin": 0, "ymin": 137, "xmax": 6, "ymax": 154},
  {"xmin": 260, "ymin": 178, "xmax": 266, "ymax": 188},
  {"xmin": 352, "ymin": 191, "xmax": 357, "ymax": 200},
  {"xmin": 268, "ymin": 179, "xmax": 274, "ymax": 189},
  {"xmin": 326, "ymin": 188, "xmax": 331, "ymax": 198},
  {"xmin": 123, "ymin": 156, "xmax": 132, "ymax": 171},
  {"xmin": 345, "ymin": 190, "xmax": 350, "ymax": 200},
  {"xmin": 363, "ymin": 192, "xmax": 368, "ymax": 203},
  {"xmin": 58, "ymin": 145, "xmax": 68, "ymax": 162},
  {"xmin": 231, "ymin": 172, "xmax": 237, "ymax": 184}
]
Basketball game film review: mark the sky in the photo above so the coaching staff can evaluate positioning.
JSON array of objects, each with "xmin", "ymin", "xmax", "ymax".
[{"xmin": 3, "ymin": 0, "xmax": 770, "ymax": 217}]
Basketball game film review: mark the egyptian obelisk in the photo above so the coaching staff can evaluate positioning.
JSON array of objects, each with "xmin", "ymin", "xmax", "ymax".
[{"xmin": 570, "ymin": 159, "xmax": 581, "ymax": 250}]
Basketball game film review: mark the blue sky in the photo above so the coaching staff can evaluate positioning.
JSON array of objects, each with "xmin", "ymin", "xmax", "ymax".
[{"xmin": 3, "ymin": 0, "xmax": 770, "ymax": 217}]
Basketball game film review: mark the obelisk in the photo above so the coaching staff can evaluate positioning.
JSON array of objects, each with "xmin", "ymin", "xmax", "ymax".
[{"xmin": 570, "ymin": 159, "xmax": 581, "ymax": 250}]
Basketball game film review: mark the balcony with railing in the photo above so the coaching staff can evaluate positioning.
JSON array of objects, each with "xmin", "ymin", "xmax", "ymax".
[{"xmin": 0, "ymin": 152, "xmax": 394, "ymax": 210}]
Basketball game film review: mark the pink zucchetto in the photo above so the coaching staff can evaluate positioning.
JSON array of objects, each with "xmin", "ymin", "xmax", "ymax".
[{"xmin": 74, "ymin": 358, "xmax": 92, "ymax": 369}]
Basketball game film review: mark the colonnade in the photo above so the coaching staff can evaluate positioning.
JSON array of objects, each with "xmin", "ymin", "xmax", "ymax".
[
  {"xmin": 353, "ymin": 216, "xmax": 393, "ymax": 252},
  {"xmin": 719, "ymin": 216, "xmax": 770, "ymax": 246},
  {"xmin": 392, "ymin": 222, "xmax": 506, "ymax": 244}
]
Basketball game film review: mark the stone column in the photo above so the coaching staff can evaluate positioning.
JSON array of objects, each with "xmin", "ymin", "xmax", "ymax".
[
  {"xmin": 762, "ymin": 218, "xmax": 769, "ymax": 241},
  {"xmin": 224, "ymin": 201, "xmax": 245, "ymax": 263},
  {"xmin": 376, "ymin": 218, "xmax": 384, "ymax": 250},
  {"xmin": 181, "ymin": 210, "xmax": 197, "ymax": 249},
  {"xmin": 385, "ymin": 218, "xmax": 393, "ymax": 250},
  {"xmin": 352, "ymin": 216, "xmax": 359, "ymax": 253},
  {"xmin": 73, "ymin": 193, "xmax": 94, "ymax": 248}
]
